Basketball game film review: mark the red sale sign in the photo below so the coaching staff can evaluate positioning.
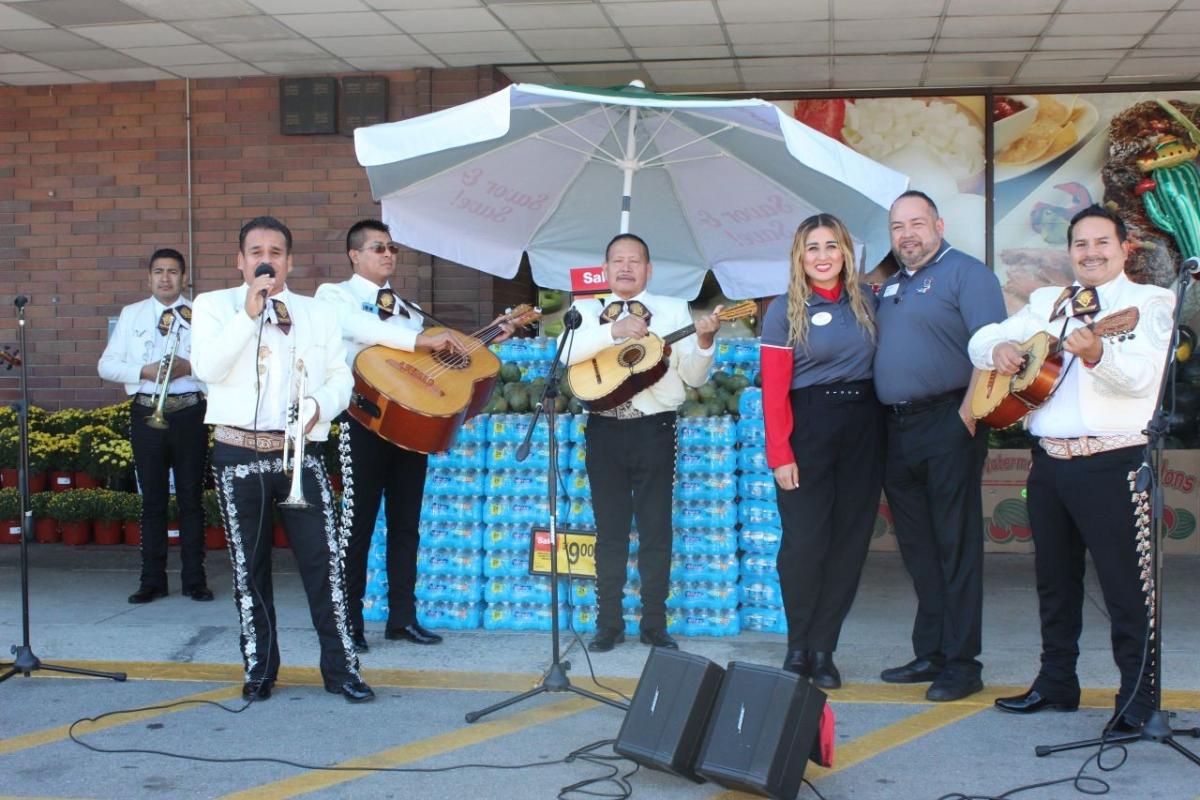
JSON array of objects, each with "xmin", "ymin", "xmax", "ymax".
[{"xmin": 570, "ymin": 265, "xmax": 609, "ymax": 295}]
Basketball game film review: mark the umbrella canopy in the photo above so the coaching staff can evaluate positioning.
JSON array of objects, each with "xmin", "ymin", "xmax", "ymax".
[{"xmin": 355, "ymin": 82, "xmax": 908, "ymax": 300}]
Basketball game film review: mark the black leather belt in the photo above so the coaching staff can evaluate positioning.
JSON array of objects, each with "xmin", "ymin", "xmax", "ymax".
[{"xmin": 886, "ymin": 389, "xmax": 961, "ymax": 416}]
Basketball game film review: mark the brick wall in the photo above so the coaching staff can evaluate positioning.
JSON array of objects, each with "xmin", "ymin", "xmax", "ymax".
[{"xmin": 0, "ymin": 65, "xmax": 533, "ymax": 410}]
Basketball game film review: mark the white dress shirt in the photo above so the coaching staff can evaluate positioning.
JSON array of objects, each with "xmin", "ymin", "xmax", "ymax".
[
  {"xmin": 191, "ymin": 284, "xmax": 351, "ymax": 441},
  {"xmin": 98, "ymin": 295, "xmax": 204, "ymax": 396},
  {"xmin": 314, "ymin": 273, "xmax": 425, "ymax": 367},
  {"xmin": 560, "ymin": 290, "xmax": 715, "ymax": 415},
  {"xmin": 968, "ymin": 272, "xmax": 1174, "ymax": 437}
]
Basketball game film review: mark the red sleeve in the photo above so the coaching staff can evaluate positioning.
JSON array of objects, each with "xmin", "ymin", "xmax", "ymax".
[{"xmin": 761, "ymin": 344, "xmax": 795, "ymax": 469}]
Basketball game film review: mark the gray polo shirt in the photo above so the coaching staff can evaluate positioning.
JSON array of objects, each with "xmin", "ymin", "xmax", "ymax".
[
  {"xmin": 872, "ymin": 240, "xmax": 1005, "ymax": 406},
  {"xmin": 761, "ymin": 290, "xmax": 874, "ymax": 389}
]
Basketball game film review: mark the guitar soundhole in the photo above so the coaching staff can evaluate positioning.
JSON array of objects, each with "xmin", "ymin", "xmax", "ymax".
[
  {"xmin": 617, "ymin": 344, "xmax": 645, "ymax": 369},
  {"xmin": 433, "ymin": 351, "xmax": 470, "ymax": 370}
]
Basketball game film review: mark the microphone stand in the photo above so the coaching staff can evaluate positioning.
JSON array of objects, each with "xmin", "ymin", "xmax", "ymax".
[
  {"xmin": 1, "ymin": 297, "xmax": 126, "ymax": 684},
  {"xmin": 466, "ymin": 309, "xmax": 627, "ymax": 723},
  {"xmin": 1034, "ymin": 262, "xmax": 1200, "ymax": 762}
]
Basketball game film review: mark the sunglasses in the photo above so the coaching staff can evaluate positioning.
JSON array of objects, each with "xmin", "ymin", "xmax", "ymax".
[{"xmin": 361, "ymin": 241, "xmax": 401, "ymax": 254}]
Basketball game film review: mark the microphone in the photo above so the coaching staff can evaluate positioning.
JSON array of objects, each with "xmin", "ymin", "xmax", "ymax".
[
  {"xmin": 253, "ymin": 263, "xmax": 275, "ymax": 299},
  {"xmin": 563, "ymin": 307, "xmax": 583, "ymax": 330},
  {"xmin": 13, "ymin": 296, "xmax": 28, "ymax": 309},
  {"xmin": 1183, "ymin": 257, "xmax": 1200, "ymax": 279}
]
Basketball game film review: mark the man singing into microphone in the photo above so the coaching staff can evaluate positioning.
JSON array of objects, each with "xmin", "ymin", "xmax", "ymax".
[{"xmin": 191, "ymin": 216, "xmax": 372, "ymax": 704}]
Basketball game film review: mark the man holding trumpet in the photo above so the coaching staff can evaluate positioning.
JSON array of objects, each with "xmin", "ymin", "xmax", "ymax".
[
  {"xmin": 192, "ymin": 216, "xmax": 373, "ymax": 704},
  {"xmin": 99, "ymin": 248, "xmax": 210, "ymax": 605}
]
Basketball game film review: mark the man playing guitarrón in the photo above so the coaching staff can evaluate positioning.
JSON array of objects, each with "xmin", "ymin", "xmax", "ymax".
[
  {"xmin": 560, "ymin": 233, "xmax": 721, "ymax": 653},
  {"xmin": 968, "ymin": 205, "xmax": 1173, "ymax": 733}
]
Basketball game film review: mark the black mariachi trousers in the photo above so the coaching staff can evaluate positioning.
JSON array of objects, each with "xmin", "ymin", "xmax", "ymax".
[
  {"xmin": 585, "ymin": 412, "xmax": 677, "ymax": 633},
  {"xmin": 211, "ymin": 441, "xmax": 360, "ymax": 685}
]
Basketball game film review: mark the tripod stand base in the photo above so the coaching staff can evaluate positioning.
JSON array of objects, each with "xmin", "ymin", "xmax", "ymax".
[
  {"xmin": 1034, "ymin": 710, "xmax": 1200, "ymax": 765},
  {"xmin": 465, "ymin": 661, "xmax": 628, "ymax": 723},
  {"xmin": 0, "ymin": 645, "xmax": 127, "ymax": 684}
]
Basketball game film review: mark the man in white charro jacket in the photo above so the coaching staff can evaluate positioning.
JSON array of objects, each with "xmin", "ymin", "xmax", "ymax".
[{"xmin": 968, "ymin": 205, "xmax": 1173, "ymax": 734}]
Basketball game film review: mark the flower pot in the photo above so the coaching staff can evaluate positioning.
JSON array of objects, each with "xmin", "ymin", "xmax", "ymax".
[
  {"xmin": 74, "ymin": 472, "xmax": 102, "ymax": 489},
  {"xmin": 0, "ymin": 468, "xmax": 17, "ymax": 488},
  {"xmin": 49, "ymin": 471, "xmax": 75, "ymax": 493},
  {"xmin": 123, "ymin": 521, "xmax": 141, "ymax": 547},
  {"xmin": 1, "ymin": 519, "xmax": 20, "ymax": 544},
  {"xmin": 273, "ymin": 522, "xmax": 289, "ymax": 548},
  {"xmin": 167, "ymin": 525, "xmax": 180, "ymax": 546},
  {"xmin": 35, "ymin": 518, "xmax": 59, "ymax": 543},
  {"xmin": 29, "ymin": 473, "xmax": 47, "ymax": 493},
  {"xmin": 61, "ymin": 520, "xmax": 90, "ymax": 546},
  {"xmin": 93, "ymin": 519, "xmax": 122, "ymax": 545},
  {"xmin": 205, "ymin": 526, "xmax": 226, "ymax": 550}
]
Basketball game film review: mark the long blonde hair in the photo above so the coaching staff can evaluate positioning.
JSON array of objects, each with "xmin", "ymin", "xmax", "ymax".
[{"xmin": 785, "ymin": 213, "xmax": 876, "ymax": 348}]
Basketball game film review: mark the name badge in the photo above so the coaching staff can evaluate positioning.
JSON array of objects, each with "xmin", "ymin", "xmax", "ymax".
[
  {"xmin": 882, "ymin": 284, "xmax": 899, "ymax": 298},
  {"xmin": 811, "ymin": 311, "xmax": 833, "ymax": 327},
  {"xmin": 361, "ymin": 302, "xmax": 380, "ymax": 315}
]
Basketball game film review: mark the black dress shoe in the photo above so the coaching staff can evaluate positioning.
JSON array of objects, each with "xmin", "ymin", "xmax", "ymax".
[
  {"xmin": 926, "ymin": 673, "xmax": 984, "ymax": 702},
  {"xmin": 325, "ymin": 677, "xmax": 375, "ymax": 703},
  {"xmin": 384, "ymin": 622, "xmax": 443, "ymax": 645},
  {"xmin": 242, "ymin": 678, "xmax": 274, "ymax": 701},
  {"xmin": 995, "ymin": 689, "xmax": 1078, "ymax": 714},
  {"xmin": 810, "ymin": 651, "xmax": 841, "ymax": 690},
  {"xmin": 640, "ymin": 629, "xmax": 678, "ymax": 649},
  {"xmin": 588, "ymin": 628, "xmax": 625, "ymax": 652},
  {"xmin": 352, "ymin": 632, "xmax": 370, "ymax": 652},
  {"xmin": 128, "ymin": 586, "xmax": 168, "ymax": 604},
  {"xmin": 783, "ymin": 649, "xmax": 812, "ymax": 677},
  {"xmin": 880, "ymin": 657, "xmax": 944, "ymax": 684},
  {"xmin": 182, "ymin": 585, "xmax": 214, "ymax": 602},
  {"xmin": 1105, "ymin": 710, "xmax": 1145, "ymax": 735}
]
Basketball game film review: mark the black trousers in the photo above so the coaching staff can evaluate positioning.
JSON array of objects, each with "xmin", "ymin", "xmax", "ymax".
[
  {"xmin": 129, "ymin": 399, "xmax": 208, "ymax": 592},
  {"xmin": 211, "ymin": 441, "xmax": 360, "ymax": 685},
  {"xmin": 1026, "ymin": 445, "xmax": 1155, "ymax": 718},
  {"xmin": 775, "ymin": 382, "xmax": 884, "ymax": 652},
  {"xmin": 340, "ymin": 416, "xmax": 428, "ymax": 634},
  {"xmin": 883, "ymin": 397, "xmax": 988, "ymax": 676},
  {"xmin": 585, "ymin": 412, "xmax": 677, "ymax": 632}
]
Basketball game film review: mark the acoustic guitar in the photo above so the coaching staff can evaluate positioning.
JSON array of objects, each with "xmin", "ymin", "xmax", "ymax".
[
  {"xmin": 970, "ymin": 306, "xmax": 1140, "ymax": 430},
  {"xmin": 350, "ymin": 305, "xmax": 541, "ymax": 454},
  {"xmin": 567, "ymin": 301, "xmax": 758, "ymax": 411}
]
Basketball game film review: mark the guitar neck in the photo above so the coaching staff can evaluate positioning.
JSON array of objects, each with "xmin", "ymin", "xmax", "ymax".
[{"xmin": 663, "ymin": 325, "xmax": 697, "ymax": 346}]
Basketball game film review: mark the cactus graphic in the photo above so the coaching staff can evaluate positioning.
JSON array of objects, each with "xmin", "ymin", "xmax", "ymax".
[{"xmin": 1136, "ymin": 135, "xmax": 1200, "ymax": 260}]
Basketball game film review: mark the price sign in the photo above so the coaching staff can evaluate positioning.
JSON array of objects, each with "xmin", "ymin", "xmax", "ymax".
[
  {"xmin": 569, "ymin": 265, "xmax": 609, "ymax": 296},
  {"xmin": 528, "ymin": 527, "xmax": 597, "ymax": 579}
]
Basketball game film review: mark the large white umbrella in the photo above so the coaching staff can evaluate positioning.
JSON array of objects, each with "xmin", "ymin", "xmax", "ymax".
[{"xmin": 354, "ymin": 82, "xmax": 907, "ymax": 300}]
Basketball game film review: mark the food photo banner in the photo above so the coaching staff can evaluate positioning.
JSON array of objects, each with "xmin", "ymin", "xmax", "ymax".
[{"xmin": 783, "ymin": 92, "xmax": 1200, "ymax": 327}]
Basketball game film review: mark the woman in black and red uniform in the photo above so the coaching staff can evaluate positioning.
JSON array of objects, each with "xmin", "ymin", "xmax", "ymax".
[{"xmin": 759, "ymin": 213, "xmax": 884, "ymax": 689}]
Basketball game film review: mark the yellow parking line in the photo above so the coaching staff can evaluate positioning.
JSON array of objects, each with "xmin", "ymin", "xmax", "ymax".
[
  {"xmin": 219, "ymin": 696, "xmax": 598, "ymax": 799},
  {"xmin": 709, "ymin": 703, "xmax": 987, "ymax": 799},
  {"xmin": 0, "ymin": 685, "xmax": 243, "ymax": 758}
]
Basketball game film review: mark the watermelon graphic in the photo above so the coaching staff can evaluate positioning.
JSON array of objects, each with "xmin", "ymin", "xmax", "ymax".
[
  {"xmin": 988, "ymin": 498, "xmax": 1030, "ymax": 543},
  {"xmin": 873, "ymin": 501, "xmax": 894, "ymax": 539},
  {"xmin": 1166, "ymin": 507, "xmax": 1197, "ymax": 540},
  {"xmin": 985, "ymin": 518, "xmax": 1012, "ymax": 543}
]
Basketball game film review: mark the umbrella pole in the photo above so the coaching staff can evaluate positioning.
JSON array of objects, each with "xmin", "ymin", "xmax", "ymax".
[{"xmin": 619, "ymin": 105, "xmax": 638, "ymax": 234}]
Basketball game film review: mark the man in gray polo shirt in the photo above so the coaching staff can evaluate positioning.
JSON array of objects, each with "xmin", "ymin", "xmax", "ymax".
[{"xmin": 873, "ymin": 190, "xmax": 1006, "ymax": 702}]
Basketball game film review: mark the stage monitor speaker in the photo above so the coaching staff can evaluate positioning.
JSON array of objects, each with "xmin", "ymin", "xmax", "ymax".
[
  {"xmin": 695, "ymin": 661, "xmax": 827, "ymax": 800},
  {"xmin": 614, "ymin": 647, "xmax": 725, "ymax": 782}
]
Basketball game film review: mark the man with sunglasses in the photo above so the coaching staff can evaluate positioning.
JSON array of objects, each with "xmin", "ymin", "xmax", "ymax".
[
  {"xmin": 872, "ymin": 191, "xmax": 1005, "ymax": 702},
  {"xmin": 317, "ymin": 219, "xmax": 479, "ymax": 652}
]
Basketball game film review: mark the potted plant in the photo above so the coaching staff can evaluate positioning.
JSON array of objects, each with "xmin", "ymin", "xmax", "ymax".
[
  {"xmin": 25, "ymin": 431, "xmax": 52, "ymax": 493},
  {"xmin": 91, "ymin": 489, "xmax": 124, "ymax": 545},
  {"xmin": 90, "ymin": 438, "xmax": 134, "ymax": 491},
  {"xmin": 31, "ymin": 490, "xmax": 57, "ymax": 543},
  {"xmin": 74, "ymin": 425, "xmax": 121, "ymax": 489},
  {"xmin": 203, "ymin": 489, "xmax": 225, "ymax": 550},
  {"xmin": 0, "ymin": 429, "xmax": 18, "ymax": 489},
  {"xmin": 122, "ymin": 492, "xmax": 142, "ymax": 547},
  {"xmin": 325, "ymin": 423, "xmax": 343, "ymax": 492},
  {"xmin": 48, "ymin": 489, "xmax": 93, "ymax": 546},
  {"xmin": 167, "ymin": 494, "xmax": 180, "ymax": 547},
  {"xmin": 0, "ymin": 486, "xmax": 21, "ymax": 544},
  {"xmin": 46, "ymin": 434, "xmax": 80, "ymax": 493}
]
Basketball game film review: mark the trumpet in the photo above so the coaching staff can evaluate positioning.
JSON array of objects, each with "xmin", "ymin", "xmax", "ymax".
[
  {"xmin": 145, "ymin": 327, "xmax": 180, "ymax": 430},
  {"xmin": 279, "ymin": 356, "xmax": 311, "ymax": 509}
]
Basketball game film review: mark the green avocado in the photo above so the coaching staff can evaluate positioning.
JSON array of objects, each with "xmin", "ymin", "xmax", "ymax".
[{"xmin": 499, "ymin": 363, "xmax": 521, "ymax": 383}]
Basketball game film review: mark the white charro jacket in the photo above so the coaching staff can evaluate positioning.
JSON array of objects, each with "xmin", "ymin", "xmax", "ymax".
[
  {"xmin": 191, "ymin": 284, "xmax": 351, "ymax": 442},
  {"xmin": 968, "ymin": 272, "xmax": 1174, "ymax": 435}
]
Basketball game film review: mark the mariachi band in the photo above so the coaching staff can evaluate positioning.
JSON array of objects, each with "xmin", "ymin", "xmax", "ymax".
[{"xmin": 96, "ymin": 200, "xmax": 1169, "ymax": 735}]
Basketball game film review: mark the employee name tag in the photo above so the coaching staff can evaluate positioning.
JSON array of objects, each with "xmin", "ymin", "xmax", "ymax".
[
  {"xmin": 361, "ymin": 302, "xmax": 380, "ymax": 315},
  {"xmin": 882, "ymin": 284, "xmax": 899, "ymax": 298}
]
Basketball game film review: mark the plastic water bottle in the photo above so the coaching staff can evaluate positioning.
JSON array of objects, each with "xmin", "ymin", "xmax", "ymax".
[
  {"xmin": 419, "ymin": 520, "xmax": 484, "ymax": 550},
  {"xmin": 739, "ymin": 526, "xmax": 782, "ymax": 554},
  {"xmin": 418, "ymin": 600, "xmax": 481, "ymax": 631},
  {"xmin": 362, "ymin": 594, "xmax": 388, "ymax": 621},
  {"xmin": 738, "ymin": 388, "xmax": 763, "ymax": 418},
  {"xmin": 415, "ymin": 573, "xmax": 484, "ymax": 603},
  {"xmin": 483, "ymin": 548, "xmax": 530, "ymax": 578},
  {"xmin": 673, "ymin": 528, "xmax": 737, "ymax": 556},
  {"xmin": 739, "ymin": 605, "xmax": 788, "ymax": 634},
  {"xmin": 738, "ymin": 578, "xmax": 784, "ymax": 607},
  {"xmin": 738, "ymin": 499, "xmax": 782, "ymax": 529},
  {"xmin": 737, "ymin": 417, "xmax": 767, "ymax": 448},
  {"xmin": 682, "ymin": 608, "xmax": 740, "ymax": 637},
  {"xmin": 571, "ymin": 605, "xmax": 598, "ymax": 634},
  {"xmin": 738, "ymin": 446, "xmax": 769, "ymax": 474},
  {"xmin": 740, "ymin": 552, "xmax": 780, "ymax": 579},
  {"xmin": 738, "ymin": 473, "xmax": 777, "ymax": 502},
  {"xmin": 482, "ymin": 523, "xmax": 528, "ymax": 552}
]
